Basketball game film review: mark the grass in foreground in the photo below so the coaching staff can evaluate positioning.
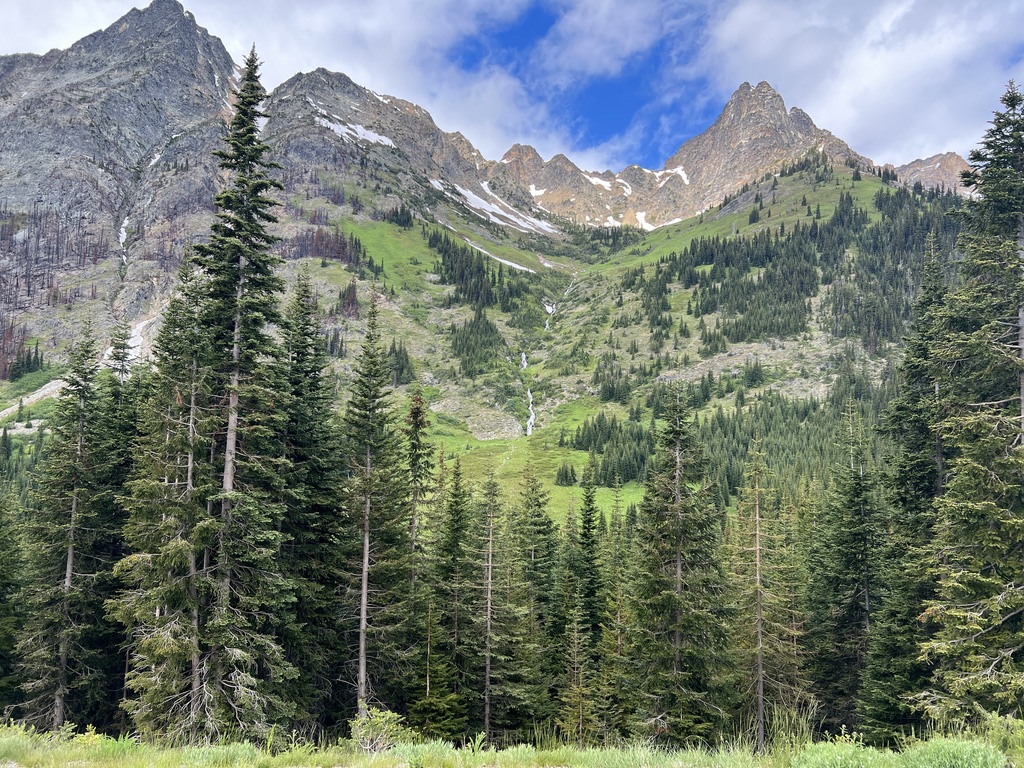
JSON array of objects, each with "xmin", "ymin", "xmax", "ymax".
[{"xmin": 0, "ymin": 724, "xmax": 1010, "ymax": 768}]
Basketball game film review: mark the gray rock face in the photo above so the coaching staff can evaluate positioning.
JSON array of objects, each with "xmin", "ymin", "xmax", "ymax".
[
  {"xmin": 895, "ymin": 152, "xmax": 969, "ymax": 194},
  {"xmin": 501, "ymin": 81, "xmax": 875, "ymax": 230},
  {"xmin": 265, "ymin": 67, "xmax": 499, "ymax": 186},
  {"xmin": 0, "ymin": 0, "xmax": 968, "ymax": 353},
  {"xmin": 0, "ymin": 0, "xmax": 234, "ymax": 228}
]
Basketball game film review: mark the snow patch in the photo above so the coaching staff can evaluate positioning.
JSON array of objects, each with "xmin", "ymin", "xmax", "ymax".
[
  {"xmin": 656, "ymin": 166, "xmax": 690, "ymax": 188},
  {"xmin": 118, "ymin": 218, "xmax": 129, "ymax": 265},
  {"xmin": 584, "ymin": 174, "xmax": 613, "ymax": 191},
  {"xmin": 462, "ymin": 236, "xmax": 535, "ymax": 273},
  {"xmin": 315, "ymin": 116, "xmax": 395, "ymax": 147},
  {"xmin": 450, "ymin": 183, "xmax": 557, "ymax": 235},
  {"xmin": 529, "ymin": 184, "xmax": 546, "ymax": 197},
  {"xmin": 617, "ymin": 178, "xmax": 633, "ymax": 196},
  {"xmin": 635, "ymin": 212, "xmax": 655, "ymax": 232}
]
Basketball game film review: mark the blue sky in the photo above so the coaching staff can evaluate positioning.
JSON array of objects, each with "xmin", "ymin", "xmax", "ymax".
[{"xmin": 5, "ymin": 0, "xmax": 1024, "ymax": 171}]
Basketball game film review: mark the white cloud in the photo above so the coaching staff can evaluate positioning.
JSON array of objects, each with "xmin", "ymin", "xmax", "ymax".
[
  {"xmin": 695, "ymin": 0, "xmax": 1024, "ymax": 163},
  {"xmin": 528, "ymin": 0, "xmax": 668, "ymax": 88}
]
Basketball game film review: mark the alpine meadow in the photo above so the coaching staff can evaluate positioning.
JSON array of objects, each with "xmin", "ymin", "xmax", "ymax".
[{"xmin": 1, "ymin": 2, "xmax": 1024, "ymax": 767}]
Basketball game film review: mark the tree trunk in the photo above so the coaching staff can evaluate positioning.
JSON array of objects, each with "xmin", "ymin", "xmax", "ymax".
[
  {"xmin": 483, "ymin": 503, "xmax": 494, "ymax": 739},
  {"xmin": 1018, "ymin": 221, "xmax": 1024, "ymax": 438},
  {"xmin": 753, "ymin": 470, "xmax": 765, "ymax": 755},
  {"xmin": 357, "ymin": 446, "xmax": 371, "ymax": 719}
]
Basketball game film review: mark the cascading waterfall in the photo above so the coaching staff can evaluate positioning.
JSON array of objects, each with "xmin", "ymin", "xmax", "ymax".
[{"xmin": 526, "ymin": 389, "xmax": 535, "ymax": 436}]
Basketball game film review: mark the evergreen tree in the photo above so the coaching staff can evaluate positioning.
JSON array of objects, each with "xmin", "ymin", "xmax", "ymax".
[
  {"xmin": 556, "ymin": 604, "xmax": 600, "ymax": 746},
  {"xmin": 627, "ymin": 388, "xmax": 731, "ymax": 745},
  {"xmin": 193, "ymin": 50, "xmax": 293, "ymax": 740},
  {"xmin": 113, "ymin": 50, "xmax": 295, "ymax": 742},
  {"xmin": 576, "ymin": 462, "xmax": 604, "ymax": 649},
  {"xmin": 405, "ymin": 386, "xmax": 433, "ymax": 564},
  {"xmin": 278, "ymin": 272, "xmax": 348, "ymax": 731},
  {"xmin": 510, "ymin": 467, "xmax": 557, "ymax": 725},
  {"xmin": 343, "ymin": 292, "xmax": 411, "ymax": 719},
  {"xmin": 596, "ymin": 479, "xmax": 637, "ymax": 742},
  {"xmin": 0, "ymin": 491, "xmax": 22, "ymax": 714},
  {"xmin": 805, "ymin": 408, "xmax": 884, "ymax": 731},
  {"xmin": 407, "ymin": 455, "xmax": 465, "ymax": 740},
  {"xmin": 859, "ymin": 237, "xmax": 946, "ymax": 743},
  {"xmin": 112, "ymin": 263, "xmax": 226, "ymax": 742},
  {"xmin": 427, "ymin": 458, "xmax": 481, "ymax": 733},
  {"xmin": 920, "ymin": 82, "xmax": 1024, "ymax": 721},
  {"xmin": 15, "ymin": 330, "xmax": 126, "ymax": 730},
  {"xmin": 407, "ymin": 599, "xmax": 466, "ymax": 740},
  {"xmin": 726, "ymin": 441, "xmax": 810, "ymax": 752},
  {"xmin": 487, "ymin": 486, "xmax": 547, "ymax": 744}
]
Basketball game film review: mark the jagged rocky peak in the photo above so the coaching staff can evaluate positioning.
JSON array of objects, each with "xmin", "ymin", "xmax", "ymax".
[
  {"xmin": 52, "ymin": 0, "xmax": 233, "ymax": 81},
  {"xmin": 715, "ymin": 81, "xmax": 790, "ymax": 127},
  {"xmin": 267, "ymin": 65, "xmax": 504, "ymax": 188},
  {"xmin": 895, "ymin": 151, "xmax": 970, "ymax": 194},
  {"xmin": 664, "ymin": 80, "xmax": 868, "ymax": 171},
  {"xmin": 501, "ymin": 143, "xmax": 546, "ymax": 172},
  {"xmin": 0, "ymin": 0, "xmax": 239, "ymax": 286}
]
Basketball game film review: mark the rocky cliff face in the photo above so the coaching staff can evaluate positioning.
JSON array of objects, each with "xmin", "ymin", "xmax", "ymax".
[
  {"xmin": 265, "ymin": 67, "xmax": 498, "ymax": 187},
  {"xmin": 895, "ymin": 152, "xmax": 969, "ymax": 194},
  {"xmin": 0, "ymin": 0, "xmax": 969, "ymax": 348},
  {"xmin": 0, "ymin": 0, "xmax": 234, "ymax": 239},
  {"xmin": 0, "ymin": 0, "xmax": 237, "ymax": 327},
  {"xmin": 500, "ymin": 81, "xmax": 874, "ymax": 230}
]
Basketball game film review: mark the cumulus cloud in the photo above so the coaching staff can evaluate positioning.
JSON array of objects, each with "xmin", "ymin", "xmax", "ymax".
[
  {"xmin": 695, "ymin": 0, "xmax": 1024, "ymax": 163},
  {"xmin": 527, "ymin": 0, "xmax": 669, "ymax": 88}
]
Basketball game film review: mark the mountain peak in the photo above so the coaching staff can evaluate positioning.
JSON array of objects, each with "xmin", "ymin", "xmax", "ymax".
[
  {"xmin": 895, "ymin": 152, "xmax": 969, "ymax": 193},
  {"xmin": 501, "ymin": 143, "xmax": 545, "ymax": 169}
]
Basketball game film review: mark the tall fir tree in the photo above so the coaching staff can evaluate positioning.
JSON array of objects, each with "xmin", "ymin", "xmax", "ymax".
[
  {"xmin": 15, "ymin": 330, "xmax": 127, "ymax": 730},
  {"xmin": 920, "ymin": 82, "xmax": 1024, "ymax": 721},
  {"xmin": 426, "ymin": 458, "xmax": 481, "ymax": 734},
  {"xmin": 576, "ymin": 461, "xmax": 604, "ymax": 652},
  {"xmin": 407, "ymin": 454, "xmax": 465, "ymax": 740},
  {"xmin": 277, "ymin": 272, "xmax": 348, "ymax": 731},
  {"xmin": 343, "ymin": 291, "xmax": 411, "ymax": 719},
  {"xmin": 486, "ymin": 485, "xmax": 547, "ymax": 744},
  {"xmin": 805, "ymin": 408, "xmax": 885, "ymax": 732},
  {"xmin": 113, "ymin": 264, "xmax": 224, "ymax": 742},
  {"xmin": 511, "ymin": 466, "xmax": 557, "ymax": 726},
  {"xmin": 113, "ymin": 49, "xmax": 295, "ymax": 742},
  {"xmin": 726, "ymin": 441, "xmax": 810, "ymax": 752},
  {"xmin": 859, "ymin": 237, "xmax": 947, "ymax": 743},
  {"xmin": 596, "ymin": 478, "xmax": 637, "ymax": 742},
  {"xmin": 0, "ymin": 491, "xmax": 21, "ymax": 712},
  {"xmin": 627, "ymin": 387, "xmax": 731, "ymax": 745}
]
